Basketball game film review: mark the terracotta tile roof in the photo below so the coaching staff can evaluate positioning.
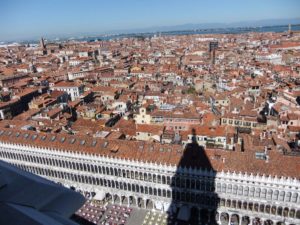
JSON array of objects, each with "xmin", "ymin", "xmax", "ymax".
[{"xmin": 0, "ymin": 128, "xmax": 299, "ymax": 178}]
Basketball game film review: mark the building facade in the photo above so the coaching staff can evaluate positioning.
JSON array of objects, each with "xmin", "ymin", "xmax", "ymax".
[{"xmin": 0, "ymin": 129, "xmax": 299, "ymax": 225}]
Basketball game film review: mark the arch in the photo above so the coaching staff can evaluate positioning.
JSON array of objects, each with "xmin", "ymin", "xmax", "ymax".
[
  {"xmin": 113, "ymin": 194, "xmax": 121, "ymax": 204},
  {"xmin": 129, "ymin": 196, "xmax": 136, "ymax": 206},
  {"xmin": 289, "ymin": 208, "xmax": 295, "ymax": 218},
  {"xmin": 253, "ymin": 217, "xmax": 261, "ymax": 225},
  {"xmin": 291, "ymin": 193, "xmax": 298, "ymax": 203},
  {"xmin": 264, "ymin": 220, "xmax": 273, "ymax": 225},
  {"xmin": 137, "ymin": 197, "xmax": 144, "ymax": 208},
  {"xmin": 244, "ymin": 186, "xmax": 249, "ymax": 196},
  {"xmin": 105, "ymin": 193, "xmax": 112, "ymax": 203},
  {"xmin": 279, "ymin": 191, "xmax": 285, "ymax": 201},
  {"xmin": 121, "ymin": 196, "xmax": 128, "ymax": 205},
  {"xmin": 238, "ymin": 186, "xmax": 243, "ymax": 195},
  {"xmin": 254, "ymin": 203, "xmax": 259, "ymax": 212},
  {"xmin": 250, "ymin": 187, "xmax": 255, "ymax": 197},
  {"xmin": 220, "ymin": 212, "xmax": 229, "ymax": 225},
  {"xmin": 242, "ymin": 201, "xmax": 247, "ymax": 210},
  {"xmin": 265, "ymin": 204, "xmax": 271, "ymax": 214},
  {"xmin": 221, "ymin": 183, "xmax": 227, "ymax": 193},
  {"xmin": 285, "ymin": 192, "xmax": 291, "ymax": 202},
  {"xmin": 230, "ymin": 214, "xmax": 239, "ymax": 225},
  {"xmin": 146, "ymin": 199, "xmax": 154, "ymax": 209},
  {"xmin": 259, "ymin": 204, "xmax": 265, "ymax": 213},
  {"xmin": 255, "ymin": 188, "xmax": 261, "ymax": 197},
  {"xmin": 226, "ymin": 199, "xmax": 231, "ymax": 207},
  {"xmin": 241, "ymin": 216, "xmax": 250, "ymax": 225},
  {"xmin": 296, "ymin": 209, "xmax": 300, "ymax": 219},
  {"xmin": 283, "ymin": 207, "xmax": 289, "ymax": 217},
  {"xmin": 261, "ymin": 189, "xmax": 267, "ymax": 199},
  {"xmin": 231, "ymin": 200, "xmax": 237, "ymax": 208}
]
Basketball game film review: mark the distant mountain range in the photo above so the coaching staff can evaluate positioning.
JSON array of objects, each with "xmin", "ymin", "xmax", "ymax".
[
  {"xmin": 3, "ymin": 17, "xmax": 300, "ymax": 43},
  {"xmin": 106, "ymin": 17, "xmax": 300, "ymax": 34}
]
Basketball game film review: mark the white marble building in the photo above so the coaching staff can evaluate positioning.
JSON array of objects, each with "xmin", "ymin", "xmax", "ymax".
[{"xmin": 0, "ymin": 129, "xmax": 299, "ymax": 225}]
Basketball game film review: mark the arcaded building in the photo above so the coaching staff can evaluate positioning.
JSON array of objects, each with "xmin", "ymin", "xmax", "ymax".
[{"xmin": 0, "ymin": 128, "xmax": 299, "ymax": 225}]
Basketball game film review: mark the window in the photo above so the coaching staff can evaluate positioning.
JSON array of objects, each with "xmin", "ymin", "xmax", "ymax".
[
  {"xmin": 102, "ymin": 141, "xmax": 108, "ymax": 148},
  {"xmin": 41, "ymin": 135, "xmax": 46, "ymax": 140},
  {"xmin": 92, "ymin": 140, "xmax": 97, "ymax": 147},
  {"xmin": 31, "ymin": 135, "xmax": 37, "ymax": 140}
]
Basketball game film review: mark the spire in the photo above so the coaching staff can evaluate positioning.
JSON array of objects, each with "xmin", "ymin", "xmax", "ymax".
[{"xmin": 40, "ymin": 37, "xmax": 46, "ymax": 49}]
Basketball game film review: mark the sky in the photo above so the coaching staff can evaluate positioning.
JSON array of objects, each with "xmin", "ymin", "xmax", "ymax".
[{"xmin": 0, "ymin": 0, "xmax": 300, "ymax": 41}]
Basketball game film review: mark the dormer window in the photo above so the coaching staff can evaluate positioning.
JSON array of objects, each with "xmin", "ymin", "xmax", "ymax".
[
  {"xmin": 70, "ymin": 138, "xmax": 76, "ymax": 144},
  {"xmin": 92, "ymin": 140, "xmax": 97, "ymax": 147},
  {"xmin": 32, "ymin": 135, "xmax": 37, "ymax": 140},
  {"xmin": 102, "ymin": 141, "xmax": 108, "ymax": 148}
]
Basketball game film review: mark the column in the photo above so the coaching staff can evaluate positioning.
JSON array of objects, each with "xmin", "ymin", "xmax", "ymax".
[
  {"xmin": 143, "ymin": 199, "xmax": 147, "ymax": 209},
  {"xmin": 207, "ymin": 210, "xmax": 211, "ymax": 224},
  {"xmin": 238, "ymin": 214, "xmax": 242, "ymax": 225},
  {"xmin": 218, "ymin": 212, "xmax": 221, "ymax": 225},
  {"xmin": 249, "ymin": 217, "xmax": 253, "ymax": 225},
  {"xmin": 228, "ymin": 213, "xmax": 232, "ymax": 225}
]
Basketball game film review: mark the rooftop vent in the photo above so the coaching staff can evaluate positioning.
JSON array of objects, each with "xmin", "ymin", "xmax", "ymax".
[{"xmin": 110, "ymin": 144, "xmax": 119, "ymax": 153}]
